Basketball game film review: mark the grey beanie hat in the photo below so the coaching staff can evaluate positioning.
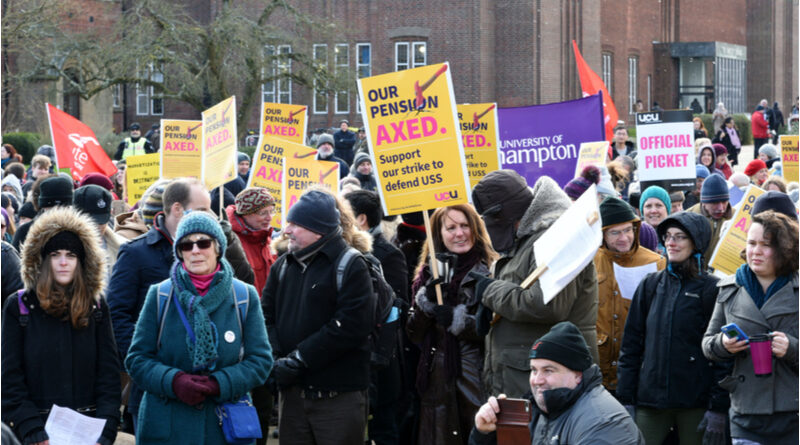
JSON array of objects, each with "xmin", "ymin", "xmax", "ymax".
[{"xmin": 316, "ymin": 133, "xmax": 335, "ymax": 148}]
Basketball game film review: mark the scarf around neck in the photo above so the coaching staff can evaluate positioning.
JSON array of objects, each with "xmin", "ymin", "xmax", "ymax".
[{"xmin": 735, "ymin": 264, "xmax": 789, "ymax": 309}]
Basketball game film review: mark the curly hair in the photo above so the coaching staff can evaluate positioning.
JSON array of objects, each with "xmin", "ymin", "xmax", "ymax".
[{"xmin": 747, "ymin": 210, "xmax": 799, "ymax": 277}]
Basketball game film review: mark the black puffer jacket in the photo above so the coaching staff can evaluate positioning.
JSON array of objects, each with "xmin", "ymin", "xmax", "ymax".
[{"xmin": 617, "ymin": 212, "xmax": 730, "ymax": 412}]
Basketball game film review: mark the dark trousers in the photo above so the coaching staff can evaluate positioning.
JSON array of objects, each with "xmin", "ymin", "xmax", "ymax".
[
  {"xmin": 252, "ymin": 382, "xmax": 274, "ymax": 445},
  {"xmin": 279, "ymin": 386, "xmax": 367, "ymax": 445},
  {"xmin": 754, "ymin": 138, "xmax": 768, "ymax": 160}
]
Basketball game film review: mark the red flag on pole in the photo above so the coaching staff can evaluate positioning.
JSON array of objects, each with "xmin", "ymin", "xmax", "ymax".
[
  {"xmin": 572, "ymin": 40, "xmax": 619, "ymax": 155},
  {"xmin": 46, "ymin": 103, "xmax": 117, "ymax": 181}
]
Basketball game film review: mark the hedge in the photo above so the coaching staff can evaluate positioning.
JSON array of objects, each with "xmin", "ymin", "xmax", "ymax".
[
  {"xmin": 694, "ymin": 113, "xmax": 752, "ymax": 145},
  {"xmin": 2, "ymin": 132, "xmax": 43, "ymax": 164}
]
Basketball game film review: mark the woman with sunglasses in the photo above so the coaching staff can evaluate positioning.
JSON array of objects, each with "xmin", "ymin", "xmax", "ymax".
[
  {"xmin": 125, "ymin": 211, "xmax": 272, "ymax": 444},
  {"xmin": 2, "ymin": 207, "xmax": 120, "ymax": 445},
  {"xmin": 617, "ymin": 212, "xmax": 730, "ymax": 445}
]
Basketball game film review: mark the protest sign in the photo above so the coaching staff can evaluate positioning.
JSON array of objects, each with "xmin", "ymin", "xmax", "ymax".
[
  {"xmin": 357, "ymin": 62, "xmax": 470, "ymax": 215},
  {"xmin": 125, "ymin": 153, "xmax": 160, "ymax": 204},
  {"xmin": 457, "ymin": 103, "xmax": 501, "ymax": 190},
  {"xmin": 728, "ymin": 185, "xmax": 746, "ymax": 208},
  {"xmin": 574, "ymin": 141, "xmax": 610, "ymax": 177},
  {"xmin": 780, "ymin": 135, "xmax": 799, "ymax": 183},
  {"xmin": 709, "ymin": 185, "xmax": 765, "ymax": 275},
  {"xmin": 160, "ymin": 119, "xmax": 202, "ymax": 179},
  {"xmin": 526, "ymin": 184, "xmax": 602, "ymax": 304},
  {"xmin": 248, "ymin": 136, "xmax": 317, "ymax": 228},
  {"xmin": 46, "ymin": 103, "xmax": 117, "ymax": 180},
  {"xmin": 201, "ymin": 96, "xmax": 238, "ymax": 190},
  {"xmin": 259, "ymin": 103, "xmax": 308, "ymax": 145},
  {"xmin": 281, "ymin": 155, "xmax": 339, "ymax": 215},
  {"xmin": 636, "ymin": 110, "xmax": 695, "ymax": 191},
  {"xmin": 498, "ymin": 93, "xmax": 605, "ymax": 188}
]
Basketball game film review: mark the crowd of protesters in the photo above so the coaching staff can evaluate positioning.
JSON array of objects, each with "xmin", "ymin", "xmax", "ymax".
[{"xmin": 0, "ymin": 103, "xmax": 798, "ymax": 445}]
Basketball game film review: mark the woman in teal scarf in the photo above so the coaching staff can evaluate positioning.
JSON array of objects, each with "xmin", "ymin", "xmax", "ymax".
[
  {"xmin": 703, "ymin": 210, "xmax": 799, "ymax": 445},
  {"xmin": 126, "ymin": 211, "xmax": 273, "ymax": 444}
]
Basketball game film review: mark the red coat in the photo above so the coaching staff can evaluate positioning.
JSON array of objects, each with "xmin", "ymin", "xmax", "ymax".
[
  {"xmin": 716, "ymin": 161, "xmax": 733, "ymax": 179},
  {"xmin": 751, "ymin": 110, "xmax": 769, "ymax": 139},
  {"xmin": 225, "ymin": 205, "xmax": 275, "ymax": 295}
]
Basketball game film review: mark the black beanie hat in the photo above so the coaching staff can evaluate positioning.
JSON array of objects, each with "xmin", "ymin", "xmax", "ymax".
[
  {"xmin": 38, "ymin": 175, "xmax": 74, "ymax": 208},
  {"xmin": 286, "ymin": 190, "xmax": 340, "ymax": 235},
  {"xmin": 42, "ymin": 231, "xmax": 85, "ymax": 262},
  {"xmin": 529, "ymin": 321, "xmax": 592, "ymax": 372},
  {"xmin": 19, "ymin": 201, "xmax": 37, "ymax": 219},
  {"xmin": 752, "ymin": 191, "xmax": 798, "ymax": 221},
  {"xmin": 600, "ymin": 197, "xmax": 638, "ymax": 230}
]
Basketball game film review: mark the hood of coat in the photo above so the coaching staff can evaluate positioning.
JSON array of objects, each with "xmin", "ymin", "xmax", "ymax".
[
  {"xmin": 516, "ymin": 176, "xmax": 571, "ymax": 240},
  {"xmin": 348, "ymin": 227, "xmax": 373, "ymax": 254},
  {"xmin": 113, "ymin": 210, "xmax": 148, "ymax": 239},
  {"xmin": 21, "ymin": 206, "xmax": 107, "ymax": 299},
  {"xmin": 656, "ymin": 211, "xmax": 711, "ymax": 254}
]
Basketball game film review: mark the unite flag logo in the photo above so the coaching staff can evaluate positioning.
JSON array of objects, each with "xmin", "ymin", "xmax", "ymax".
[{"xmin": 46, "ymin": 103, "xmax": 117, "ymax": 181}]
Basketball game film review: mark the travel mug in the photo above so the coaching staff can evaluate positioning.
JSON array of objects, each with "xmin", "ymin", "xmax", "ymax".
[{"xmin": 749, "ymin": 334, "xmax": 772, "ymax": 377}]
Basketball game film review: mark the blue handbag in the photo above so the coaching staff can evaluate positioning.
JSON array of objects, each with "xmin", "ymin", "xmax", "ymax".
[{"xmin": 215, "ymin": 394, "xmax": 262, "ymax": 444}]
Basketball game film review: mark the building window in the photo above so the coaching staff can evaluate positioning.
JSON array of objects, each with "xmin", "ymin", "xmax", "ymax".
[
  {"xmin": 356, "ymin": 43, "xmax": 371, "ymax": 113},
  {"xmin": 262, "ymin": 45, "xmax": 292, "ymax": 104},
  {"xmin": 112, "ymin": 84, "xmax": 121, "ymax": 109},
  {"xmin": 602, "ymin": 52, "xmax": 612, "ymax": 95},
  {"xmin": 334, "ymin": 43, "xmax": 349, "ymax": 114},
  {"xmin": 395, "ymin": 41, "xmax": 426, "ymax": 71},
  {"xmin": 313, "ymin": 44, "xmax": 328, "ymax": 114},
  {"xmin": 628, "ymin": 56, "xmax": 638, "ymax": 114},
  {"xmin": 136, "ymin": 63, "xmax": 163, "ymax": 116}
]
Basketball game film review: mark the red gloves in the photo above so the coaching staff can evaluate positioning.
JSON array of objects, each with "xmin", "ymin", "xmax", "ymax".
[{"xmin": 172, "ymin": 371, "xmax": 220, "ymax": 406}]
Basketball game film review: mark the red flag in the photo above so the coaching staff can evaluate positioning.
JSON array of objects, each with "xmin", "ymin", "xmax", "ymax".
[
  {"xmin": 572, "ymin": 40, "xmax": 619, "ymax": 155},
  {"xmin": 46, "ymin": 103, "xmax": 117, "ymax": 181}
]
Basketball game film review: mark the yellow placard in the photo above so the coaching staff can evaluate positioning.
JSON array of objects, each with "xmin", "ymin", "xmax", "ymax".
[
  {"xmin": 259, "ymin": 103, "xmax": 308, "ymax": 145},
  {"xmin": 780, "ymin": 135, "xmax": 798, "ymax": 182},
  {"xmin": 160, "ymin": 119, "xmax": 202, "ymax": 179},
  {"xmin": 357, "ymin": 62, "xmax": 470, "ymax": 215},
  {"xmin": 201, "ymin": 96, "xmax": 238, "ymax": 190},
  {"xmin": 125, "ymin": 153, "xmax": 161, "ymax": 204},
  {"xmin": 281, "ymin": 156, "xmax": 340, "ymax": 216},
  {"xmin": 457, "ymin": 103, "xmax": 501, "ymax": 190},
  {"xmin": 708, "ymin": 185, "xmax": 765, "ymax": 275},
  {"xmin": 248, "ymin": 136, "xmax": 317, "ymax": 229},
  {"xmin": 574, "ymin": 141, "xmax": 610, "ymax": 177}
]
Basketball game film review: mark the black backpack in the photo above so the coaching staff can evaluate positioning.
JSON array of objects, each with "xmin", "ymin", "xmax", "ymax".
[{"xmin": 279, "ymin": 246, "xmax": 399, "ymax": 368}]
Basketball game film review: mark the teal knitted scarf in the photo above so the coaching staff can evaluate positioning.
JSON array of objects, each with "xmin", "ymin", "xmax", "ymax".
[
  {"xmin": 735, "ymin": 263, "xmax": 790, "ymax": 309},
  {"xmin": 169, "ymin": 258, "xmax": 233, "ymax": 372}
]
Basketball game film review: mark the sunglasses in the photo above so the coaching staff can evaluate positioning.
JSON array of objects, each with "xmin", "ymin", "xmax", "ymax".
[{"xmin": 177, "ymin": 238, "xmax": 213, "ymax": 252}]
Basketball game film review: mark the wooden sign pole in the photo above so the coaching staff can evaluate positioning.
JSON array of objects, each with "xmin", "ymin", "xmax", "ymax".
[{"xmin": 422, "ymin": 211, "xmax": 444, "ymax": 305}]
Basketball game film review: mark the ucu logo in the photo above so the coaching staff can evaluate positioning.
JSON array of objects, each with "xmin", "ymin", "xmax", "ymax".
[
  {"xmin": 637, "ymin": 113, "xmax": 662, "ymax": 124},
  {"xmin": 434, "ymin": 190, "xmax": 459, "ymax": 202}
]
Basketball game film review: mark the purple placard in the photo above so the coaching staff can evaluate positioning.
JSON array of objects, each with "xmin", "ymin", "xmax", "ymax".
[{"xmin": 498, "ymin": 93, "xmax": 605, "ymax": 187}]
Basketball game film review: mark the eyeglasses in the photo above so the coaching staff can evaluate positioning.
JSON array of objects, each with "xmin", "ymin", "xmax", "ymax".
[
  {"xmin": 607, "ymin": 227, "xmax": 634, "ymax": 237},
  {"xmin": 177, "ymin": 238, "xmax": 214, "ymax": 252},
  {"xmin": 662, "ymin": 233, "xmax": 689, "ymax": 243},
  {"xmin": 255, "ymin": 207, "xmax": 276, "ymax": 217}
]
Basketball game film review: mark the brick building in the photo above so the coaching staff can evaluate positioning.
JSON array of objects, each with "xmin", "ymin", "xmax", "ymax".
[{"xmin": 4, "ymin": 0, "xmax": 797, "ymax": 141}]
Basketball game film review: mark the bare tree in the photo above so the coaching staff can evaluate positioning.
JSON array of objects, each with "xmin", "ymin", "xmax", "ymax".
[{"xmin": 2, "ymin": 0, "xmax": 353, "ymax": 137}]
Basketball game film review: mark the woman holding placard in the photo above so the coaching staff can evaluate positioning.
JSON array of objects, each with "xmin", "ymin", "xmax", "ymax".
[
  {"xmin": 703, "ymin": 210, "xmax": 799, "ymax": 445},
  {"xmin": 1, "ymin": 207, "xmax": 120, "ymax": 445},
  {"xmin": 617, "ymin": 212, "xmax": 729, "ymax": 445},
  {"xmin": 406, "ymin": 205, "xmax": 497, "ymax": 445}
]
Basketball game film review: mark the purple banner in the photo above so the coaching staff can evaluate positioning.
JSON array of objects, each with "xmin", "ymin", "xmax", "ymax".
[{"xmin": 498, "ymin": 93, "xmax": 605, "ymax": 187}]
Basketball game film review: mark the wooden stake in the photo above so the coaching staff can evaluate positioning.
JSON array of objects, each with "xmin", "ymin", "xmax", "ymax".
[
  {"xmin": 218, "ymin": 185, "xmax": 224, "ymax": 219},
  {"xmin": 422, "ymin": 211, "xmax": 444, "ymax": 305}
]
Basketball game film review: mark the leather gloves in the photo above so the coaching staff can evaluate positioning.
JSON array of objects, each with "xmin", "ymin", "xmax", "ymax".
[
  {"xmin": 172, "ymin": 371, "xmax": 219, "ymax": 406},
  {"xmin": 432, "ymin": 305, "xmax": 454, "ymax": 327},
  {"xmin": 697, "ymin": 410, "xmax": 726, "ymax": 445},
  {"xmin": 273, "ymin": 350, "xmax": 307, "ymax": 388}
]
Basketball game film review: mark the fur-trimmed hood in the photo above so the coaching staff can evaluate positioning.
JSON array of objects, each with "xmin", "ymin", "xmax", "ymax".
[
  {"xmin": 516, "ymin": 176, "xmax": 571, "ymax": 240},
  {"xmin": 348, "ymin": 227, "xmax": 373, "ymax": 254},
  {"xmin": 21, "ymin": 206, "xmax": 107, "ymax": 300}
]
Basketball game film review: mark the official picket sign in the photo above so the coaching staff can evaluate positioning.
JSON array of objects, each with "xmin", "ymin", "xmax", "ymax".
[
  {"xmin": 457, "ymin": 103, "xmax": 501, "ymax": 191},
  {"xmin": 160, "ymin": 119, "xmax": 202, "ymax": 179},
  {"xmin": 125, "ymin": 153, "xmax": 161, "ymax": 204},
  {"xmin": 357, "ymin": 62, "xmax": 470, "ymax": 215},
  {"xmin": 709, "ymin": 185, "xmax": 765, "ymax": 275},
  {"xmin": 281, "ymin": 155, "xmax": 339, "ymax": 215},
  {"xmin": 248, "ymin": 135, "xmax": 317, "ymax": 229},
  {"xmin": 258, "ymin": 102, "xmax": 308, "ymax": 145},
  {"xmin": 201, "ymin": 96, "xmax": 238, "ymax": 190},
  {"xmin": 497, "ymin": 93, "xmax": 605, "ymax": 188},
  {"xmin": 780, "ymin": 134, "xmax": 799, "ymax": 183},
  {"xmin": 636, "ymin": 110, "xmax": 695, "ymax": 192}
]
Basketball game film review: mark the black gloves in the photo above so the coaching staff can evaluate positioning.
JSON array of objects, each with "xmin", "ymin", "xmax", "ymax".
[
  {"xmin": 697, "ymin": 410, "xmax": 726, "ymax": 445},
  {"xmin": 469, "ymin": 271, "xmax": 495, "ymax": 302},
  {"xmin": 273, "ymin": 350, "xmax": 307, "ymax": 388},
  {"xmin": 432, "ymin": 305, "xmax": 454, "ymax": 327}
]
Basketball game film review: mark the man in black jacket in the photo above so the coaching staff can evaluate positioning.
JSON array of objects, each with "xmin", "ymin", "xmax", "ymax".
[
  {"xmin": 263, "ymin": 189, "xmax": 375, "ymax": 444},
  {"xmin": 345, "ymin": 190, "xmax": 407, "ymax": 445}
]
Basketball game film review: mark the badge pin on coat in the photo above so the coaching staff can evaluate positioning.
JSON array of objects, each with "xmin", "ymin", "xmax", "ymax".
[{"xmin": 224, "ymin": 330, "xmax": 236, "ymax": 343}]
